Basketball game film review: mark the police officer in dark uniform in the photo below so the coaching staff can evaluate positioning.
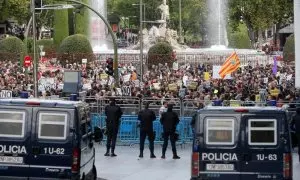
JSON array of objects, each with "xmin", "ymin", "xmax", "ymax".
[
  {"xmin": 138, "ymin": 102, "xmax": 156, "ymax": 158},
  {"xmin": 291, "ymin": 107, "xmax": 300, "ymax": 162},
  {"xmin": 104, "ymin": 98, "xmax": 123, "ymax": 157},
  {"xmin": 160, "ymin": 104, "xmax": 180, "ymax": 159}
]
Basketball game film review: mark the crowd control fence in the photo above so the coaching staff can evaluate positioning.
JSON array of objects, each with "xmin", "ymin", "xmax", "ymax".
[{"xmin": 88, "ymin": 97, "xmax": 299, "ymax": 146}]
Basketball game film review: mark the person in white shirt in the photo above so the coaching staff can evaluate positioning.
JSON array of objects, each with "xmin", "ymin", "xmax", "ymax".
[{"xmin": 159, "ymin": 101, "xmax": 168, "ymax": 118}]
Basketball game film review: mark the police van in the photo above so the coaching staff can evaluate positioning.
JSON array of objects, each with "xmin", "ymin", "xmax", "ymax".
[
  {"xmin": 191, "ymin": 106, "xmax": 293, "ymax": 180},
  {"xmin": 0, "ymin": 99, "xmax": 100, "ymax": 180}
]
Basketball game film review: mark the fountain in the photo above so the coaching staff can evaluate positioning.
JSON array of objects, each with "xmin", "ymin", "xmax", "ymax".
[
  {"xmin": 207, "ymin": 0, "xmax": 228, "ymax": 49},
  {"xmin": 129, "ymin": 0, "xmax": 187, "ymax": 50},
  {"xmin": 89, "ymin": 0, "xmax": 112, "ymax": 51},
  {"xmin": 94, "ymin": 0, "xmax": 268, "ymax": 66}
]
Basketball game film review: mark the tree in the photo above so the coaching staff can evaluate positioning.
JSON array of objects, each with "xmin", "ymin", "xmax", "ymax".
[
  {"xmin": 57, "ymin": 34, "xmax": 94, "ymax": 65},
  {"xmin": 0, "ymin": 36, "xmax": 25, "ymax": 62},
  {"xmin": 53, "ymin": 10, "xmax": 69, "ymax": 48},
  {"xmin": 0, "ymin": 0, "xmax": 30, "ymax": 24},
  {"xmin": 228, "ymin": 0, "xmax": 293, "ymax": 48},
  {"xmin": 228, "ymin": 23, "xmax": 251, "ymax": 49},
  {"xmin": 283, "ymin": 34, "xmax": 294, "ymax": 63},
  {"xmin": 68, "ymin": 0, "xmax": 89, "ymax": 36},
  {"xmin": 148, "ymin": 42, "xmax": 173, "ymax": 67}
]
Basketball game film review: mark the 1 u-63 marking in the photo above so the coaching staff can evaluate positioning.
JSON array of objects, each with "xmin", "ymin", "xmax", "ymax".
[{"xmin": 256, "ymin": 154, "xmax": 277, "ymax": 161}]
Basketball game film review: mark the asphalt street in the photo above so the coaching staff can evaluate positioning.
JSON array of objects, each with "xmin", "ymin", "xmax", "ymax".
[{"xmin": 94, "ymin": 144, "xmax": 300, "ymax": 180}]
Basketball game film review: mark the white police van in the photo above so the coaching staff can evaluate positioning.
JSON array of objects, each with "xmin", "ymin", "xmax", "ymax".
[
  {"xmin": 0, "ymin": 99, "xmax": 100, "ymax": 180},
  {"xmin": 191, "ymin": 106, "xmax": 293, "ymax": 180}
]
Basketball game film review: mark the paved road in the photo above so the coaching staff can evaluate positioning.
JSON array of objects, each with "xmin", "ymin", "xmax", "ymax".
[{"xmin": 94, "ymin": 144, "xmax": 299, "ymax": 180}]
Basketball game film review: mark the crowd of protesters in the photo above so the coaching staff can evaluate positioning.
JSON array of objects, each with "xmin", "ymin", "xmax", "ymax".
[{"xmin": 0, "ymin": 57, "xmax": 299, "ymax": 108}]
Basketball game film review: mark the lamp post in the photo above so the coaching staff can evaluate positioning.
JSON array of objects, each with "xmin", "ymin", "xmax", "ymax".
[
  {"xmin": 139, "ymin": 0, "xmax": 143, "ymax": 83},
  {"xmin": 179, "ymin": 0, "xmax": 183, "ymax": 43},
  {"xmin": 31, "ymin": 0, "xmax": 38, "ymax": 98},
  {"xmin": 132, "ymin": 3, "xmax": 146, "ymax": 22},
  {"xmin": 295, "ymin": 0, "xmax": 300, "ymax": 88}
]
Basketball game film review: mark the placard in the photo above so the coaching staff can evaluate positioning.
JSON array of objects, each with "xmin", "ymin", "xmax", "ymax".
[
  {"xmin": 38, "ymin": 78, "xmax": 56, "ymax": 92},
  {"xmin": 213, "ymin": 66, "xmax": 231, "ymax": 79},
  {"xmin": 168, "ymin": 84, "xmax": 177, "ymax": 91},
  {"xmin": 100, "ymin": 73, "xmax": 108, "ymax": 79},
  {"xmin": 204, "ymin": 72, "xmax": 210, "ymax": 81},
  {"xmin": 82, "ymin": 59, "xmax": 87, "ymax": 64},
  {"xmin": 187, "ymin": 81, "xmax": 198, "ymax": 90},
  {"xmin": 122, "ymin": 86, "xmax": 131, "ymax": 96},
  {"xmin": 0, "ymin": 90, "xmax": 12, "ymax": 98}
]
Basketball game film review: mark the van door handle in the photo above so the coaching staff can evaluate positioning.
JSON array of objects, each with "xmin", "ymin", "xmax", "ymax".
[{"xmin": 32, "ymin": 146, "xmax": 41, "ymax": 155}]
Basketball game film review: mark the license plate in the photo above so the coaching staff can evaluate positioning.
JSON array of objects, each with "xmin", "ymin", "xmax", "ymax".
[
  {"xmin": 0, "ymin": 156, "xmax": 23, "ymax": 164},
  {"xmin": 206, "ymin": 164, "xmax": 234, "ymax": 171}
]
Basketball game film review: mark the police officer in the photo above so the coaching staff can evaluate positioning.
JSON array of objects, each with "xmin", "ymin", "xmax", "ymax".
[
  {"xmin": 138, "ymin": 102, "xmax": 156, "ymax": 158},
  {"xmin": 160, "ymin": 104, "xmax": 180, "ymax": 159},
  {"xmin": 291, "ymin": 107, "xmax": 300, "ymax": 162},
  {"xmin": 104, "ymin": 98, "xmax": 123, "ymax": 157}
]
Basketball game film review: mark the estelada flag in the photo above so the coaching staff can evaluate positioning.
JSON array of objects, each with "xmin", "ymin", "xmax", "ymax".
[{"xmin": 219, "ymin": 52, "xmax": 240, "ymax": 79}]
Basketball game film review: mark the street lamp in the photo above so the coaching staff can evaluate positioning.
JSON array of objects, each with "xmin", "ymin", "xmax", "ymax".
[
  {"xmin": 134, "ymin": 1, "xmax": 144, "ymax": 83},
  {"xmin": 179, "ymin": 0, "xmax": 183, "ymax": 43},
  {"xmin": 132, "ymin": 3, "xmax": 146, "ymax": 22}
]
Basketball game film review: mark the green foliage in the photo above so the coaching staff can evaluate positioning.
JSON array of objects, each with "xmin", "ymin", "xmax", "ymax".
[
  {"xmin": 108, "ymin": 0, "xmax": 207, "ymax": 43},
  {"xmin": 228, "ymin": 0, "xmax": 293, "ymax": 47},
  {"xmin": 23, "ymin": 37, "xmax": 34, "ymax": 54},
  {"xmin": 74, "ymin": 0, "xmax": 89, "ymax": 36},
  {"xmin": 58, "ymin": 34, "xmax": 94, "ymax": 64},
  {"xmin": 0, "ymin": 36, "xmax": 25, "ymax": 62},
  {"xmin": 0, "ymin": 0, "xmax": 30, "ymax": 24},
  {"xmin": 148, "ymin": 42, "xmax": 173, "ymax": 67},
  {"xmin": 283, "ymin": 34, "xmax": 294, "ymax": 63},
  {"xmin": 53, "ymin": 10, "xmax": 69, "ymax": 49},
  {"xmin": 37, "ymin": 39, "xmax": 56, "ymax": 57},
  {"xmin": 228, "ymin": 23, "xmax": 251, "ymax": 49}
]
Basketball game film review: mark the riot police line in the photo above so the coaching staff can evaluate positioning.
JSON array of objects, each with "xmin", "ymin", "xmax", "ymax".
[{"xmin": 86, "ymin": 96, "xmax": 299, "ymax": 147}]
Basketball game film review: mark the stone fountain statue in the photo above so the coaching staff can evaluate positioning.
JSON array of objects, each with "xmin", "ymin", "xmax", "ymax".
[
  {"xmin": 131, "ymin": 0, "xmax": 187, "ymax": 50},
  {"xmin": 157, "ymin": 0, "xmax": 169, "ymax": 28}
]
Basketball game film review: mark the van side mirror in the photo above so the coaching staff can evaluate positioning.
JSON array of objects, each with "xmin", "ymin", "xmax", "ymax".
[{"xmin": 93, "ymin": 127, "xmax": 103, "ymax": 143}]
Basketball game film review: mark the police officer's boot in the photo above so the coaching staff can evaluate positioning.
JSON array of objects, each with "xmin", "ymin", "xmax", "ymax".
[
  {"xmin": 111, "ymin": 148, "xmax": 117, "ymax": 157},
  {"xmin": 104, "ymin": 147, "xmax": 110, "ymax": 156},
  {"xmin": 161, "ymin": 149, "xmax": 166, "ymax": 159},
  {"xmin": 139, "ymin": 151, "xmax": 143, "ymax": 158},
  {"xmin": 172, "ymin": 149, "xmax": 180, "ymax": 159},
  {"xmin": 173, "ymin": 154, "xmax": 181, "ymax": 159},
  {"xmin": 150, "ymin": 149, "xmax": 156, "ymax": 158}
]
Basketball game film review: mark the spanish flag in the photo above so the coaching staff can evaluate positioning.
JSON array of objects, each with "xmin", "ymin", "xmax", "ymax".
[{"xmin": 219, "ymin": 52, "xmax": 240, "ymax": 79}]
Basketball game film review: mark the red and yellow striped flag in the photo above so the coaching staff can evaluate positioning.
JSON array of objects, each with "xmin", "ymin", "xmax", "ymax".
[{"xmin": 219, "ymin": 52, "xmax": 240, "ymax": 79}]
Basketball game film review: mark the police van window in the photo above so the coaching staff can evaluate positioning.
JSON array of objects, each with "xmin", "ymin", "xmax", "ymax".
[
  {"xmin": 205, "ymin": 118, "xmax": 235, "ymax": 145},
  {"xmin": 38, "ymin": 113, "xmax": 68, "ymax": 140},
  {"xmin": 248, "ymin": 119, "xmax": 277, "ymax": 146},
  {"xmin": 0, "ymin": 111, "xmax": 25, "ymax": 138}
]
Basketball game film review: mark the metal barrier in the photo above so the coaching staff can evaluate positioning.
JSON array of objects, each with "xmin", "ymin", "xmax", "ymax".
[
  {"xmin": 89, "ymin": 97, "xmax": 300, "ymax": 145},
  {"xmin": 91, "ymin": 114, "xmax": 193, "ymax": 145}
]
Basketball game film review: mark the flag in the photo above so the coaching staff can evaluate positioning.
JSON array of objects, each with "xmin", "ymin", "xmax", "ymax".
[
  {"xmin": 219, "ymin": 52, "xmax": 240, "ymax": 79},
  {"xmin": 272, "ymin": 56, "xmax": 277, "ymax": 75}
]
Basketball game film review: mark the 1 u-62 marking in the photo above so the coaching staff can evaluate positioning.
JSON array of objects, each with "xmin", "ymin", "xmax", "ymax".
[{"xmin": 44, "ymin": 148, "xmax": 65, "ymax": 155}]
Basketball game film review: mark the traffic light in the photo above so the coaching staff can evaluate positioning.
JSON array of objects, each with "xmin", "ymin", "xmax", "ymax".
[
  {"xmin": 34, "ymin": 0, "xmax": 42, "ymax": 13},
  {"xmin": 105, "ymin": 58, "xmax": 114, "ymax": 76}
]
